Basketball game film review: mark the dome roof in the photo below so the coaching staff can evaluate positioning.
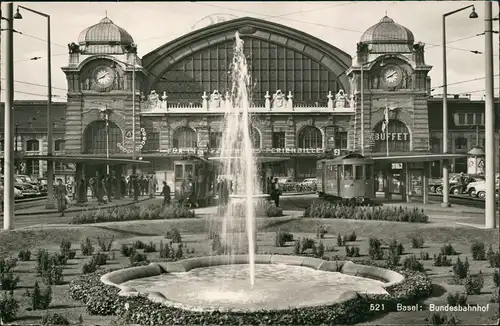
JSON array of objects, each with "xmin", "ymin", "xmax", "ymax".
[
  {"xmin": 360, "ymin": 16, "xmax": 414, "ymax": 44},
  {"xmin": 77, "ymin": 17, "xmax": 134, "ymax": 54}
]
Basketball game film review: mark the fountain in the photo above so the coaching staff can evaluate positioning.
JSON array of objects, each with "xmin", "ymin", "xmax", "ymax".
[{"xmin": 100, "ymin": 32, "xmax": 405, "ymax": 315}]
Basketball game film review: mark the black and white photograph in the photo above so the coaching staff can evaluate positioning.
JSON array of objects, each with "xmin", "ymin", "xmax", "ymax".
[{"xmin": 0, "ymin": 1, "xmax": 499, "ymax": 325}]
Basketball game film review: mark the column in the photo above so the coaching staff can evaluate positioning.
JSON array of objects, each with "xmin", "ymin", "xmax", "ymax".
[
  {"xmin": 423, "ymin": 162, "xmax": 429, "ymax": 204},
  {"xmin": 384, "ymin": 165, "xmax": 392, "ymax": 201}
]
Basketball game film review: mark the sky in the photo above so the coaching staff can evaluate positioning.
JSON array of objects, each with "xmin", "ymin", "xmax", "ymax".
[{"xmin": 0, "ymin": 1, "xmax": 499, "ymax": 102}]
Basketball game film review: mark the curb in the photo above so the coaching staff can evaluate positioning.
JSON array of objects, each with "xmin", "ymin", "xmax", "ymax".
[{"xmin": 6, "ymin": 197, "xmax": 154, "ymax": 217}]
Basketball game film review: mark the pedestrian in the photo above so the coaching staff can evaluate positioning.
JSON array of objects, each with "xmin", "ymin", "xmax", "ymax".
[
  {"xmin": 0, "ymin": 179, "xmax": 4, "ymax": 212},
  {"xmin": 89, "ymin": 176, "xmax": 96, "ymax": 199},
  {"xmin": 100, "ymin": 175, "xmax": 108, "ymax": 204},
  {"xmin": 77, "ymin": 178, "xmax": 86, "ymax": 204},
  {"xmin": 148, "ymin": 175, "xmax": 155, "ymax": 198},
  {"xmin": 160, "ymin": 181, "xmax": 171, "ymax": 206},
  {"xmin": 55, "ymin": 178, "xmax": 68, "ymax": 217},
  {"xmin": 271, "ymin": 178, "xmax": 281, "ymax": 207}
]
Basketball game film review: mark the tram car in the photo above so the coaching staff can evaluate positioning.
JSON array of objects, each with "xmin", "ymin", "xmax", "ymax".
[
  {"xmin": 317, "ymin": 153, "xmax": 375, "ymax": 200},
  {"xmin": 173, "ymin": 155, "xmax": 215, "ymax": 207}
]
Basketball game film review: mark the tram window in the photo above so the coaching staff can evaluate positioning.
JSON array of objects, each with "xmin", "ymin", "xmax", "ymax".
[
  {"xmin": 366, "ymin": 166, "xmax": 373, "ymax": 179},
  {"xmin": 355, "ymin": 166, "xmax": 363, "ymax": 180},
  {"xmin": 343, "ymin": 165, "xmax": 353, "ymax": 180},
  {"xmin": 185, "ymin": 165, "xmax": 194, "ymax": 178},
  {"xmin": 174, "ymin": 165, "xmax": 183, "ymax": 180}
]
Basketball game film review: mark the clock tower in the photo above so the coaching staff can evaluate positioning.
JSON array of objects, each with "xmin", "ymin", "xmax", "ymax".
[
  {"xmin": 61, "ymin": 17, "xmax": 147, "ymax": 156},
  {"xmin": 346, "ymin": 16, "xmax": 432, "ymax": 155}
]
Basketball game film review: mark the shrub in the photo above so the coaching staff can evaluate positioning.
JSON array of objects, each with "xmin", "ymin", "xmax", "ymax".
[
  {"xmin": 265, "ymin": 204, "xmax": 283, "ymax": 217},
  {"xmin": 162, "ymin": 204, "xmax": 196, "ymax": 219},
  {"xmin": 0, "ymin": 258, "xmax": 19, "ymax": 291},
  {"xmin": 143, "ymin": 242, "xmax": 157, "ymax": 253},
  {"xmin": 337, "ymin": 233, "xmax": 345, "ymax": 247},
  {"xmin": 120, "ymin": 244, "xmax": 135, "ymax": 257},
  {"xmin": 41, "ymin": 312, "xmax": 69, "ymax": 325},
  {"xmin": 28, "ymin": 280, "xmax": 52, "ymax": 310},
  {"xmin": 82, "ymin": 261, "xmax": 97, "ymax": 274},
  {"xmin": 93, "ymin": 253, "xmax": 108, "ymax": 266},
  {"xmin": 275, "ymin": 230, "xmax": 294, "ymax": 247},
  {"xmin": 486, "ymin": 246, "xmax": 500, "ymax": 268},
  {"xmin": 345, "ymin": 231, "xmax": 357, "ymax": 242},
  {"xmin": 315, "ymin": 241, "xmax": 325, "ymax": 258},
  {"xmin": 293, "ymin": 240, "xmax": 300, "ymax": 255},
  {"xmin": 420, "ymin": 252, "xmax": 430, "ymax": 260},
  {"xmin": 0, "ymin": 290, "xmax": 18, "ymax": 322},
  {"xmin": 446, "ymin": 292, "xmax": 467, "ymax": 306},
  {"xmin": 410, "ymin": 235, "xmax": 425, "ymax": 249},
  {"xmin": 71, "ymin": 205, "xmax": 183, "ymax": 224},
  {"xmin": 315, "ymin": 225, "xmax": 327, "ymax": 239},
  {"xmin": 97, "ymin": 236, "xmax": 114, "ymax": 252},
  {"xmin": 304, "ymin": 203, "xmax": 429, "ymax": 223},
  {"xmin": 345, "ymin": 246, "xmax": 360, "ymax": 258},
  {"xmin": 129, "ymin": 252, "xmax": 149, "ymax": 267},
  {"xmin": 470, "ymin": 241, "xmax": 486, "ymax": 260},
  {"xmin": 493, "ymin": 270, "xmax": 500, "ymax": 288},
  {"xmin": 159, "ymin": 241, "xmax": 171, "ymax": 259},
  {"xmin": 425, "ymin": 312, "xmax": 461, "ymax": 325},
  {"xmin": 300, "ymin": 237, "xmax": 316, "ymax": 253},
  {"xmin": 452, "ymin": 257, "xmax": 469, "ymax": 280},
  {"xmin": 386, "ymin": 249, "xmax": 400, "ymax": 267},
  {"xmin": 60, "ymin": 239, "xmax": 76, "ymax": 259},
  {"xmin": 42, "ymin": 263, "xmax": 63, "ymax": 285},
  {"xmin": 440, "ymin": 244, "xmax": 456, "ymax": 256},
  {"xmin": 133, "ymin": 240, "xmax": 145, "ymax": 250},
  {"xmin": 165, "ymin": 228, "xmax": 182, "ymax": 243},
  {"xmin": 464, "ymin": 271, "xmax": 484, "ymax": 295},
  {"xmin": 18, "ymin": 249, "xmax": 31, "ymax": 261},
  {"xmin": 368, "ymin": 237, "xmax": 384, "ymax": 260},
  {"xmin": 433, "ymin": 253, "xmax": 452, "ymax": 267},
  {"xmin": 35, "ymin": 251, "xmax": 63, "ymax": 285},
  {"xmin": 388, "ymin": 240, "xmax": 404, "ymax": 256},
  {"xmin": 80, "ymin": 238, "xmax": 94, "ymax": 256},
  {"xmin": 402, "ymin": 255, "xmax": 425, "ymax": 272}
]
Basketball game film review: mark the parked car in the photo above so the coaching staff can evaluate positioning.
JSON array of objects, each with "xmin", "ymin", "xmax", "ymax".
[
  {"xmin": 300, "ymin": 178, "xmax": 317, "ymax": 186},
  {"xmin": 15, "ymin": 174, "xmax": 41, "ymax": 194},
  {"xmin": 466, "ymin": 173, "xmax": 499, "ymax": 198},
  {"xmin": 13, "ymin": 186, "xmax": 23, "ymax": 199},
  {"xmin": 37, "ymin": 178, "xmax": 49, "ymax": 195},
  {"xmin": 14, "ymin": 183, "xmax": 39, "ymax": 197},
  {"xmin": 276, "ymin": 177, "xmax": 294, "ymax": 184}
]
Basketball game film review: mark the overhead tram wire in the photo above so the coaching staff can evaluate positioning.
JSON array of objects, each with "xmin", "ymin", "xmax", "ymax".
[{"xmin": 197, "ymin": 2, "xmax": 492, "ymax": 56}]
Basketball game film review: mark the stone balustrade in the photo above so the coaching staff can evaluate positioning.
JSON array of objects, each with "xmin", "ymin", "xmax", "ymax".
[{"xmin": 140, "ymin": 89, "xmax": 356, "ymax": 115}]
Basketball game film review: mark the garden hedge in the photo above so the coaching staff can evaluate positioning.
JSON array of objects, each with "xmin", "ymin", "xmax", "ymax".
[{"xmin": 69, "ymin": 258, "xmax": 432, "ymax": 325}]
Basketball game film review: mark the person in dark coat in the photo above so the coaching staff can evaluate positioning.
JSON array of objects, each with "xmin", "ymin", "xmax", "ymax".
[
  {"xmin": 120, "ymin": 174, "xmax": 127, "ymax": 198},
  {"xmin": 55, "ymin": 178, "xmax": 68, "ymax": 217},
  {"xmin": 89, "ymin": 176, "xmax": 96, "ymax": 199},
  {"xmin": 160, "ymin": 181, "xmax": 171, "ymax": 207},
  {"xmin": 100, "ymin": 175, "xmax": 108, "ymax": 204},
  {"xmin": 271, "ymin": 178, "xmax": 281, "ymax": 207},
  {"xmin": 77, "ymin": 178, "xmax": 86, "ymax": 204}
]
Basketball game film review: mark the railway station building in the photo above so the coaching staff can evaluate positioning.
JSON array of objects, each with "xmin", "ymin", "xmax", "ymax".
[{"xmin": 1, "ymin": 15, "xmax": 499, "ymax": 193}]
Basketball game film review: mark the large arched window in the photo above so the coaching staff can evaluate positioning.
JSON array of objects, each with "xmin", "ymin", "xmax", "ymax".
[
  {"xmin": 84, "ymin": 120, "xmax": 122, "ymax": 154},
  {"xmin": 173, "ymin": 127, "xmax": 197, "ymax": 148},
  {"xmin": 26, "ymin": 139, "xmax": 39, "ymax": 152},
  {"xmin": 371, "ymin": 120, "xmax": 410, "ymax": 153},
  {"xmin": 250, "ymin": 128, "xmax": 261, "ymax": 148},
  {"xmin": 298, "ymin": 126, "xmax": 322, "ymax": 148}
]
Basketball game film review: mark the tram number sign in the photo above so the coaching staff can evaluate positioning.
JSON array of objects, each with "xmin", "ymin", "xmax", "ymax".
[{"xmin": 391, "ymin": 163, "xmax": 403, "ymax": 170}]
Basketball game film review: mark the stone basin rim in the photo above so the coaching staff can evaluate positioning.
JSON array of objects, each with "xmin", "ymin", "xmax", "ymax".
[{"xmin": 100, "ymin": 255, "xmax": 405, "ymax": 313}]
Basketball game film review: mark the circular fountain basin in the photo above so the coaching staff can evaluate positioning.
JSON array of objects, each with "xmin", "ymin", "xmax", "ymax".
[{"xmin": 101, "ymin": 255, "xmax": 405, "ymax": 313}]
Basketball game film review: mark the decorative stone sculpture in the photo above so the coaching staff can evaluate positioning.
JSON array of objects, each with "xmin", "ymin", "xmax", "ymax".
[
  {"xmin": 202, "ymin": 91, "xmax": 208, "ymax": 110},
  {"xmin": 334, "ymin": 90, "xmax": 348, "ymax": 109},
  {"xmin": 161, "ymin": 92, "xmax": 168, "ymax": 110},
  {"xmin": 147, "ymin": 90, "xmax": 160, "ymax": 110},
  {"xmin": 84, "ymin": 78, "xmax": 91, "ymax": 90},
  {"xmin": 209, "ymin": 90, "xmax": 221, "ymax": 109},
  {"xmin": 264, "ymin": 91, "xmax": 271, "ymax": 109},
  {"xmin": 287, "ymin": 91, "xmax": 293, "ymax": 108},
  {"xmin": 349, "ymin": 75, "xmax": 358, "ymax": 93},
  {"xmin": 67, "ymin": 42, "xmax": 80, "ymax": 54},
  {"xmin": 272, "ymin": 90, "xmax": 285, "ymax": 109},
  {"xmin": 372, "ymin": 76, "xmax": 379, "ymax": 89},
  {"xmin": 327, "ymin": 91, "xmax": 334, "ymax": 109}
]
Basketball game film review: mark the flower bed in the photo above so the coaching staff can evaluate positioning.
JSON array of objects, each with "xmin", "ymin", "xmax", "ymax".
[
  {"xmin": 70, "ymin": 204, "xmax": 196, "ymax": 224},
  {"xmin": 69, "ymin": 257, "xmax": 432, "ymax": 325},
  {"xmin": 304, "ymin": 203, "xmax": 429, "ymax": 223},
  {"xmin": 220, "ymin": 200, "xmax": 283, "ymax": 218}
]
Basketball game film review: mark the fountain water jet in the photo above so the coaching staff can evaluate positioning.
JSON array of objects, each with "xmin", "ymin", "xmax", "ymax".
[{"xmin": 211, "ymin": 31, "xmax": 262, "ymax": 286}]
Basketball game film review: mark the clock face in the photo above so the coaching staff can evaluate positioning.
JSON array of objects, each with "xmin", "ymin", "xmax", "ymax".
[
  {"xmin": 382, "ymin": 66, "xmax": 402, "ymax": 87},
  {"xmin": 93, "ymin": 67, "xmax": 115, "ymax": 89}
]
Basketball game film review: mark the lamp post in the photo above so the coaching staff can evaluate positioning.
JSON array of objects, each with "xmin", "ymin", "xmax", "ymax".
[
  {"xmin": 441, "ymin": 5, "xmax": 478, "ymax": 208},
  {"xmin": 2, "ymin": 2, "xmax": 15, "ymax": 230},
  {"xmin": 14, "ymin": 5, "xmax": 56, "ymax": 209},
  {"xmin": 99, "ymin": 107, "xmax": 113, "ymax": 174},
  {"xmin": 484, "ymin": 1, "xmax": 497, "ymax": 229}
]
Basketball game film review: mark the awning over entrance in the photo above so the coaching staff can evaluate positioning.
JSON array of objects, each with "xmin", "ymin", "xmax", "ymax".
[
  {"xmin": 371, "ymin": 153, "xmax": 468, "ymax": 163},
  {"xmin": 14, "ymin": 155, "xmax": 150, "ymax": 165}
]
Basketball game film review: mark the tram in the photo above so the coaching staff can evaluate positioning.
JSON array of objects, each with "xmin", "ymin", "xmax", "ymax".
[
  {"xmin": 317, "ymin": 153, "xmax": 375, "ymax": 200},
  {"xmin": 173, "ymin": 155, "xmax": 215, "ymax": 207}
]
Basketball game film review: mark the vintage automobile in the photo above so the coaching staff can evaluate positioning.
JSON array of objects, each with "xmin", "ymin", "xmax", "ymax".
[
  {"xmin": 15, "ymin": 174, "xmax": 41, "ymax": 194},
  {"xmin": 432, "ymin": 174, "xmax": 484, "ymax": 195},
  {"xmin": 467, "ymin": 173, "xmax": 500, "ymax": 198}
]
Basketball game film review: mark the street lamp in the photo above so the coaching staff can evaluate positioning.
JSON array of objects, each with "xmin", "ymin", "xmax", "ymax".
[
  {"xmin": 441, "ymin": 5, "xmax": 478, "ymax": 208},
  {"xmin": 14, "ymin": 5, "xmax": 56, "ymax": 209},
  {"xmin": 98, "ymin": 107, "xmax": 113, "ymax": 174}
]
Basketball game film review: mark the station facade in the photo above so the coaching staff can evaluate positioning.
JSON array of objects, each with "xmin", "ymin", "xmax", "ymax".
[{"xmin": 1, "ymin": 15, "xmax": 499, "ymax": 189}]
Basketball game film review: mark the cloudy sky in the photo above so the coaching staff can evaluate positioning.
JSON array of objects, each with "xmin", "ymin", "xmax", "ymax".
[{"xmin": 1, "ymin": 1, "xmax": 498, "ymax": 102}]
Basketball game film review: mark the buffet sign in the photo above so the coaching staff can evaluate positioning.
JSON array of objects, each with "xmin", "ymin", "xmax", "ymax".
[{"xmin": 162, "ymin": 147, "xmax": 325, "ymax": 156}]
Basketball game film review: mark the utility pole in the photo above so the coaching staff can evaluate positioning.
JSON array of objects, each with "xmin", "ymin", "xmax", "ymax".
[
  {"xmin": 3, "ymin": 2, "xmax": 15, "ymax": 230},
  {"xmin": 484, "ymin": 1, "xmax": 497, "ymax": 229}
]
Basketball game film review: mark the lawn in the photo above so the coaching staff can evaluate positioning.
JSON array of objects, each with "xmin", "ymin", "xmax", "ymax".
[{"xmin": 0, "ymin": 216, "xmax": 498, "ymax": 325}]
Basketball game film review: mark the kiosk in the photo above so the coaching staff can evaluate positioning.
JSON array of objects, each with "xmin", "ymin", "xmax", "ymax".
[
  {"xmin": 467, "ymin": 147, "xmax": 485, "ymax": 176},
  {"xmin": 317, "ymin": 153, "xmax": 375, "ymax": 199},
  {"xmin": 173, "ymin": 156, "xmax": 214, "ymax": 206}
]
